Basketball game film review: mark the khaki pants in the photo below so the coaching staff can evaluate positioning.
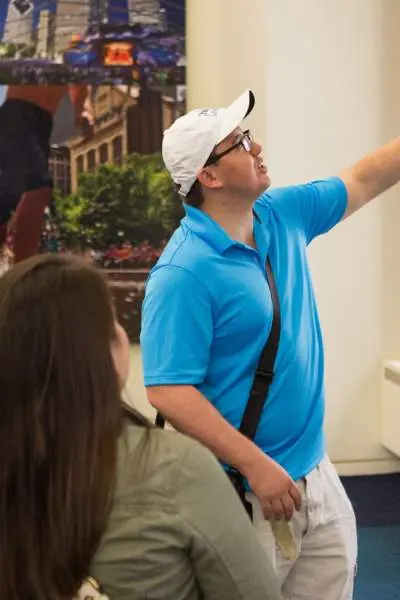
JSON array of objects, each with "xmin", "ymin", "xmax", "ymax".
[{"xmin": 248, "ymin": 455, "xmax": 358, "ymax": 600}]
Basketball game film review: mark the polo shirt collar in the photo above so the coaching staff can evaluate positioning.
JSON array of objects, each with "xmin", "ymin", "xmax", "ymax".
[
  {"xmin": 183, "ymin": 204, "xmax": 270, "ymax": 258},
  {"xmin": 183, "ymin": 205, "xmax": 233, "ymax": 253}
]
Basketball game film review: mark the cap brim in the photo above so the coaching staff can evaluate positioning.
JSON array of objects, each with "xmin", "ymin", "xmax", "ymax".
[{"xmin": 217, "ymin": 89, "xmax": 255, "ymax": 144}]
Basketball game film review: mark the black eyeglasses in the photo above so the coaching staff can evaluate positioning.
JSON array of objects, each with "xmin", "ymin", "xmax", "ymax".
[{"xmin": 204, "ymin": 130, "xmax": 254, "ymax": 166}]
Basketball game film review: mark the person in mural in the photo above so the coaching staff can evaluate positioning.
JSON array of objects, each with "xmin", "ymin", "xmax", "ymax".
[{"xmin": 0, "ymin": 83, "xmax": 93, "ymax": 264}]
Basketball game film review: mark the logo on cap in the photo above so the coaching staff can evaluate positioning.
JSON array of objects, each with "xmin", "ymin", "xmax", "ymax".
[{"xmin": 197, "ymin": 109, "xmax": 218, "ymax": 118}]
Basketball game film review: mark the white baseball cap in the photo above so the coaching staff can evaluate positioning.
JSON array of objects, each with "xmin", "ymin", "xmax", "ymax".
[{"xmin": 162, "ymin": 89, "xmax": 256, "ymax": 197}]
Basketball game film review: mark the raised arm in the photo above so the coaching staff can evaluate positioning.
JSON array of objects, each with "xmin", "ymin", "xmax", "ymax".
[{"xmin": 340, "ymin": 137, "xmax": 400, "ymax": 218}]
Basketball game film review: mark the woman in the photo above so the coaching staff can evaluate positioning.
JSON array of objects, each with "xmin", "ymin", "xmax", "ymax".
[{"xmin": 0, "ymin": 253, "xmax": 280, "ymax": 600}]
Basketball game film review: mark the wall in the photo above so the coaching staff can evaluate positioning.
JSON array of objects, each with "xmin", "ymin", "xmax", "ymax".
[
  {"xmin": 264, "ymin": 0, "xmax": 400, "ymax": 474},
  {"xmin": 128, "ymin": 0, "xmax": 400, "ymax": 474},
  {"xmin": 186, "ymin": 0, "xmax": 268, "ymax": 138}
]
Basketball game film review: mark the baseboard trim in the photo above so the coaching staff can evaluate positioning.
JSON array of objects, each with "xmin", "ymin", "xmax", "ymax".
[{"xmin": 334, "ymin": 457, "xmax": 400, "ymax": 476}]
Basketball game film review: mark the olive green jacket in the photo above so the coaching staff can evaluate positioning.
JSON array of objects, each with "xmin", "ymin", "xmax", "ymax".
[{"xmin": 89, "ymin": 422, "xmax": 281, "ymax": 600}]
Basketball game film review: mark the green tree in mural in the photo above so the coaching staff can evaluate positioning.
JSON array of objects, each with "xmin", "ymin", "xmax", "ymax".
[
  {"xmin": 54, "ymin": 153, "xmax": 183, "ymax": 251},
  {"xmin": 0, "ymin": 43, "xmax": 36, "ymax": 59},
  {"xmin": 19, "ymin": 44, "xmax": 36, "ymax": 58}
]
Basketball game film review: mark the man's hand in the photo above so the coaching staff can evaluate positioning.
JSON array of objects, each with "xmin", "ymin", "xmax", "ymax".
[
  {"xmin": 244, "ymin": 454, "xmax": 302, "ymax": 521},
  {"xmin": 82, "ymin": 96, "xmax": 94, "ymax": 126},
  {"xmin": 80, "ymin": 109, "xmax": 94, "ymax": 128},
  {"xmin": 76, "ymin": 106, "xmax": 94, "ymax": 138},
  {"xmin": 69, "ymin": 84, "xmax": 94, "ymax": 134}
]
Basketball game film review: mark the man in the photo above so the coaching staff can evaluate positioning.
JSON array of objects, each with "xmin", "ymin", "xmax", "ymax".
[
  {"xmin": 140, "ymin": 89, "xmax": 398, "ymax": 599},
  {"xmin": 0, "ymin": 84, "xmax": 92, "ymax": 263}
]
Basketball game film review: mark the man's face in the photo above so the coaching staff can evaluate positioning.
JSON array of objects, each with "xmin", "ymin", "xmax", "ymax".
[{"xmin": 201, "ymin": 127, "xmax": 270, "ymax": 200}]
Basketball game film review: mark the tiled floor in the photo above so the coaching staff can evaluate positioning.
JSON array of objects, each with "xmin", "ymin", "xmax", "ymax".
[{"xmin": 342, "ymin": 474, "xmax": 400, "ymax": 600}]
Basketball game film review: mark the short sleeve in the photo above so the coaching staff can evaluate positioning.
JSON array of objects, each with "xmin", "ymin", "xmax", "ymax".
[
  {"xmin": 140, "ymin": 265, "xmax": 213, "ymax": 386},
  {"xmin": 177, "ymin": 442, "xmax": 281, "ymax": 600},
  {"xmin": 259, "ymin": 176, "xmax": 348, "ymax": 244}
]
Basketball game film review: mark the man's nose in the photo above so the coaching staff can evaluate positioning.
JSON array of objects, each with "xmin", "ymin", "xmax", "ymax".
[{"xmin": 251, "ymin": 140, "xmax": 262, "ymax": 156}]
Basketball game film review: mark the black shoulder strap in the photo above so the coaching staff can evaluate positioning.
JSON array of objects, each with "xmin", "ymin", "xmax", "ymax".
[
  {"xmin": 239, "ymin": 257, "xmax": 281, "ymax": 440},
  {"xmin": 155, "ymin": 410, "xmax": 165, "ymax": 428},
  {"xmin": 155, "ymin": 257, "xmax": 281, "ymax": 435}
]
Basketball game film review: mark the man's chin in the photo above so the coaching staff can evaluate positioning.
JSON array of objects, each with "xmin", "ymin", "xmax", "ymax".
[{"xmin": 259, "ymin": 175, "xmax": 271, "ymax": 194}]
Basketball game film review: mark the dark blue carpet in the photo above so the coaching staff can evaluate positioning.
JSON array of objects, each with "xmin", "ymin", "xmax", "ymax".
[{"xmin": 341, "ymin": 473, "xmax": 400, "ymax": 600}]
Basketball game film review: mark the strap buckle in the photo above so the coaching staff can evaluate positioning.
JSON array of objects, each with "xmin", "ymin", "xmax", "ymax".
[{"xmin": 255, "ymin": 368, "xmax": 274, "ymax": 381}]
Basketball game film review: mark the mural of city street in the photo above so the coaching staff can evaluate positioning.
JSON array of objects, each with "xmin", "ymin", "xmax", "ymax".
[{"xmin": 0, "ymin": 0, "xmax": 186, "ymax": 342}]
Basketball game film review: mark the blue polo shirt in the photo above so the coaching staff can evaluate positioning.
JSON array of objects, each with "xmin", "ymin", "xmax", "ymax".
[{"xmin": 140, "ymin": 177, "xmax": 348, "ymax": 480}]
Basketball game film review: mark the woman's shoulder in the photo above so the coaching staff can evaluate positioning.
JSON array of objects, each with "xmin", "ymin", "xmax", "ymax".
[
  {"xmin": 121, "ymin": 420, "xmax": 209, "ymax": 465},
  {"xmin": 115, "ymin": 421, "xmax": 217, "ymax": 505}
]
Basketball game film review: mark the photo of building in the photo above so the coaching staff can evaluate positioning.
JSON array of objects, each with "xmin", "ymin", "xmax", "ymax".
[
  {"xmin": 0, "ymin": 0, "xmax": 186, "ymax": 341},
  {"xmin": 67, "ymin": 84, "xmax": 183, "ymax": 187},
  {"xmin": 45, "ymin": 83, "xmax": 185, "ymax": 342}
]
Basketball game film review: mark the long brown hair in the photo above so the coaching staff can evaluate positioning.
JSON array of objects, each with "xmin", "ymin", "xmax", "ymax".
[{"xmin": 0, "ymin": 253, "xmax": 124, "ymax": 599}]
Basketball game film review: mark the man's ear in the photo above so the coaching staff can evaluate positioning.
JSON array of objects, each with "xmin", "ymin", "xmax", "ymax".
[{"xmin": 197, "ymin": 167, "xmax": 222, "ymax": 191}]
